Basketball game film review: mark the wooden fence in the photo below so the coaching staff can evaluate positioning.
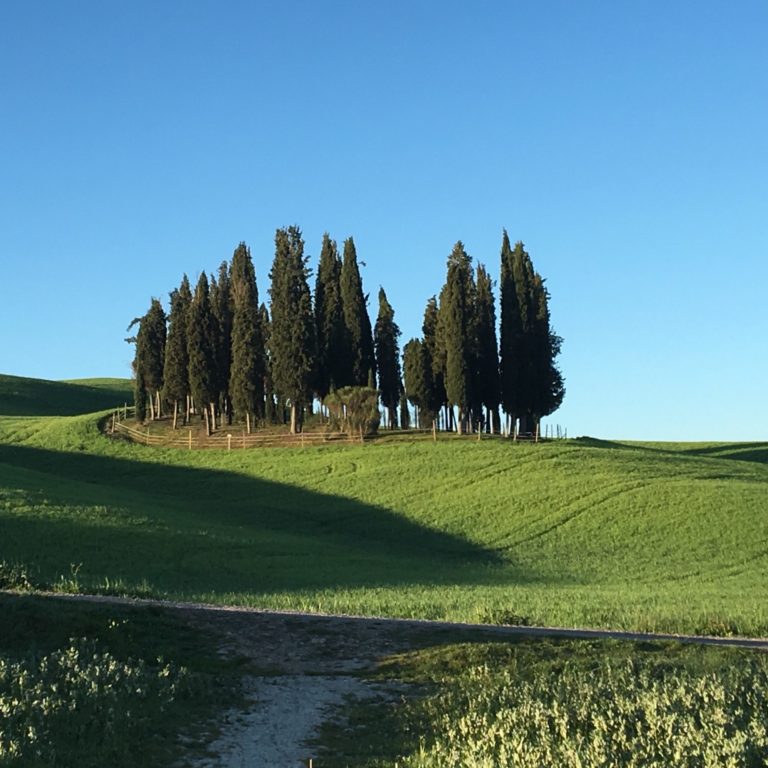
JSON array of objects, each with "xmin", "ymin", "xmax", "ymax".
[{"xmin": 108, "ymin": 407, "xmax": 566, "ymax": 450}]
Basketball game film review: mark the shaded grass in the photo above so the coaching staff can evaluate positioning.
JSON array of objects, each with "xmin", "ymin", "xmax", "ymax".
[
  {"xmin": 0, "ymin": 592, "xmax": 237, "ymax": 767},
  {"xmin": 0, "ymin": 374, "xmax": 131, "ymax": 417}
]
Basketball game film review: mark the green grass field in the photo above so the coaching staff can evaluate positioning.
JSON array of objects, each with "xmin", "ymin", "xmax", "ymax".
[{"xmin": 1, "ymin": 373, "xmax": 767, "ymax": 635}]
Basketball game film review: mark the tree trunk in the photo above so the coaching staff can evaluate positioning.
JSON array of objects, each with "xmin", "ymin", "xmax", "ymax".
[
  {"xmin": 185, "ymin": 395, "xmax": 191, "ymax": 425},
  {"xmin": 155, "ymin": 390, "xmax": 161, "ymax": 419},
  {"xmin": 172, "ymin": 400, "xmax": 178, "ymax": 430},
  {"xmin": 246, "ymin": 411, "xmax": 251, "ymax": 435},
  {"xmin": 203, "ymin": 405, "xmax": 211, "ymax": 436},
  {"xmin": 290, "ymin": 403, "xmax": 298, "ymax": 434},
  {"xmin": 210, "ymin": 402, "xmax": 217, "ymax": 433}
]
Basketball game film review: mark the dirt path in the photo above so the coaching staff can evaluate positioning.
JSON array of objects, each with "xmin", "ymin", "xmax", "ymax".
[{"xmin": 12, "ymin": 591, "xmax": 768, "ymax": 765}]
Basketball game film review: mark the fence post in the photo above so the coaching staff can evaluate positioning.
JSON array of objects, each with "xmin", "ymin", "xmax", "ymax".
[
  {"xmin": 188, "ymin": 430, "xmax": 192, "ymax": 450},
  {"xmin": 227, "ymin": 434, "xmax": 232, "ymax": 451}
]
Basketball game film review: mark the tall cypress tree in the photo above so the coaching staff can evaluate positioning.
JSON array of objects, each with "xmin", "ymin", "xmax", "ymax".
[
  {"xmin": 500, "ymin": 232, "xmax": 565, "ymax": 434},
  {"xmin": 422, "ymin": 296, "xmax": 447, "ymax": 426},
  {"xmin": 133, "ymin": 298, "xmax": 166, "ymax": 421},
  {"xmin": 187, "ymin": 272, "xmax": 217, "ymax": 434},
  {"xmin": 211, "ymin": 260, "xmax": 233, "ymax": 422},
  {"xmin": 530, "ymin": 273, "xmax": 565, "ymax": 424},
  {"xmin": 374, "ymin": 287, "xmax": 401, "ymax": 428},
  {"xmin": 340, "ymin": 237, "xmax": 375, "ymax": 387},
  {"xmin": 229, "ymin": 242, "xmax": 265, "ymax": 433},
  {"xmin": 163, "ymin": 275, "xmax": 192, "ymax": 428},
  {"xmin": 441, "ymin": 242, "xmax": 475, "ymax": 433},
  {"xmin": 500, "ymin": 232, "xmax": 530, "ymax": 433},
  {"xmin": 259, "ymin": 302, "xmax": 277, "ymax": 424},
  {"xmin": 474, "ymin": 264, "xmax": 500, "ymax": 433},
  {"xmin": 403, "ymin": 338, "xmax": 437, "ymax": 429},
  {"xmin": 269, "ymin": 226, "xmax": 316, "ymax": 433},
  {"xmin": 314, "ymin": 233, "xmax": 346, "ymax": 399}
]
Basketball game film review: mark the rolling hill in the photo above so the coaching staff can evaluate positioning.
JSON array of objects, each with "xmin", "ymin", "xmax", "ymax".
[{"xmin": 1, "ymin": 374, "xmax": 766, "ymax": 635}]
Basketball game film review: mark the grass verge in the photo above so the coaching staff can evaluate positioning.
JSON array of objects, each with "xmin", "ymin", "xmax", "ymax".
[
  {"xmin": 0, "ymin": 592, "xmax": 240, "ymax": 767},
  {"xmin": 316, "ymin": 636, "xmax": 768, "ymax": 767}
]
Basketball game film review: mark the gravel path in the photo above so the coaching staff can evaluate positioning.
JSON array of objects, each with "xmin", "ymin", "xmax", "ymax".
[{"xmin": 9, "ymin": 590, "xmax": 768, "ymax": 765}]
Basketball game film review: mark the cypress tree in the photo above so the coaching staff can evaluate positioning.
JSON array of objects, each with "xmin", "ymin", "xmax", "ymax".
[
  {"xmin": 474, "ymin": 264, "xmax": 501, "ymax": 433},
  {"xmin": 211, "ymin": 260, "xmax": 233, "ymax": 422},
  {"xmin": 314, "ymin": 233, "xmax": 346, "ymax": 399},
  {"xmin": 441, "ymin": 242, "xmax": 475, "ymax": 434},
  {"xmin": 374, "ymin": 287, "xmax": 402, "ymax": 428},
  {"xmin": 163, "ymin": 275, "xmax": 192, "ymax": 428},
  {"xmin": 229, "ymin": 243, "xmax": 265, "ymax": 433},
  {"xmin": 399, "ymin": 388, "xmax": 410, "ymax": 429},
  {"xmin": 260, "ymin": 303, "xmax": 277, "ymax": 424},
  {"xmin": 403, "ymin": 338, "xmax": 437, "ymax": 429},
  {"xmin": 134, "ymin": 298, "xmax": 166, "ymax": 421},
  {"xmin": 187, "ymin": 272, "xmax": 217, "ymax": 435},
  {"xmin": 134, "ymin": 369, "xmax": 147, "ymax": 423},
  {"xmin": 530, "ymin": 273, "xmax": 566, "ymax": 424},
  {"xmin": 340, "ymin": 237, "xmax": 375, "ymax": 387},
  {"xmin": 500, "ymin": 232, "xmax": 531, "ymax": 434},
  {"xmin": 422, "ymin": 296, "xmax": 447, "ymax": 427},
  {"xmin": 268, "ymin": 226, "xmax": 316, "ymax": 433}
]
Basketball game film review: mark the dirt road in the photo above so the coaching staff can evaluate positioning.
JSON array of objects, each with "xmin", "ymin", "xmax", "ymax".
[{"xmin": 14, "ymin": 591, "xmax": 768, "ymax": 766}]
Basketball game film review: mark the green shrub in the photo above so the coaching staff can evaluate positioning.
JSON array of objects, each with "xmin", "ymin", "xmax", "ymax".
[
  {"xmin": 406, "ymin": 659, "xmax": 768, "ymax": 767},
  {"xmin": 0, "ymin": 639, "xmax": 193, "ymax": 767}
]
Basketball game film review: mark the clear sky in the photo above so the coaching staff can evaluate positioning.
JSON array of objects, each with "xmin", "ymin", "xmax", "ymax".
[{"xmin": 1, "ymin": 1, "xmax": 766, "ymax": 440}]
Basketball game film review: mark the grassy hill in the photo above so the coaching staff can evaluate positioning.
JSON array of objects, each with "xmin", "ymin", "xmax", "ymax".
[
  {"xmin": 0, "ymin": 373, "xmax": 132, "ymax": 416},
  {"xmin": 1, "ymin": 376, "xmax": 766, "ymax": 635}
]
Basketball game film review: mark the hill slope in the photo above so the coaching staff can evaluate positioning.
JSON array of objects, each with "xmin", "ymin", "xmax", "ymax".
[
  {"xmin": 0, "ymin": 377, "xmax": 766, "ymax": 635},
  {"xmin": 0, "ymin": 374, "xmax": 132, "ymax": 416}
]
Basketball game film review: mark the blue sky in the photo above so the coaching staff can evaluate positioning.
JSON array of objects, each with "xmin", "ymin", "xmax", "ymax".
[{"xmin": 1, "ymin": 1, "xmax": 766, "ymax": 440}]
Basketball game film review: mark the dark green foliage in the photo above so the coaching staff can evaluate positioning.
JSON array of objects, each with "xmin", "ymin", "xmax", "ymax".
[
  {"xmin": 131, "ymin": 298, "xmax": 167, "ymax": 420},
  {"xmin": 441, "ymin": 242, "xmax": 476, "ymax": 432},
  {"xmin": 403, "ymin": 338, "xmax": 438, "ymax": 428},
  {"xmin": 162, "ymin": 275, "xmax": 192, "ymax": 423},
  {"xmin": 229, "ymin": 243, "xmax": 265, "ymax": 430},
  {"xmin": 341, "ymin": 237, "xmax": 376, "ymax": 387},
  {"xmin": 268, "ymin": 226, "xmax": 316, "ymax": 433},
  {"xmin": 259, "ymin": 303, "xmax": 277, "ymax": 423},
  {"xmin": 314, "ymin": 233, "xmax": 347, "ymax": 399},
  {"xmin": 210, "ymin": 261, "xmax": 233, "ymax": 418},
  {"xmin": 187, "ymin": 272, "xmax": 217, "ymax": 418},
  {"xmin": 399, "ymin": 388, "xmax": 410, "ymax": 429},
  {"xmin": 499, "ymin": 233, "xmax": 532, "ymax": 427},
  {"xmin": 134, "ymin": 372, "xmax": 147, "ymax": 422},
  {"xmin": 499, "ymin": 232, "xmax": 564, "ymax": 431},
  {"xmin": 374, "ymin": 287, "xmax": 402, "ymax": 427},
  {"xmin": 474, "ymin": 264, "xmax": 500, "ymax": 430},
  {"xmin": 530, "ymin": 274, "xmax": 565, "ymax": 419},
  {"xmin": 422, "ymin": 296, "xmax": 446, "ymax": 416}
]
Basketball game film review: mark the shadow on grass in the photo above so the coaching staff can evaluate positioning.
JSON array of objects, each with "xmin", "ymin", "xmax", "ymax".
[
  {"xmin": 574, "ymin": 437, "xmax": 768, "ymax": 466},
  {"xmin": 0, "ymin": 444, "xmax": 529, "ymax": 598},
  {"xmin": 0, "ymin": 375, "xmax": 131, "ymax": 417}
]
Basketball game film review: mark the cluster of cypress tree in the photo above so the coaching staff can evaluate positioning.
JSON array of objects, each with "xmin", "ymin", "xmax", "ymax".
[
  {"xmin": 403, "ymin": 231, "xmax": 564, "ymax": 435},
  {"xmin": 130, "ymin": 227, "xmax": 400, "ymax": 434},
  {"xmin": 130, "ymin": 227, "xmax": 564, "ymax": 437}
]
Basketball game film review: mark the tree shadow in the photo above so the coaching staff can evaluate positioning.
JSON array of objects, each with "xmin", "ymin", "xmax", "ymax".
[{"xmin": 0, "ymin": 444, "xmax": 531, "ymax": 597}]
